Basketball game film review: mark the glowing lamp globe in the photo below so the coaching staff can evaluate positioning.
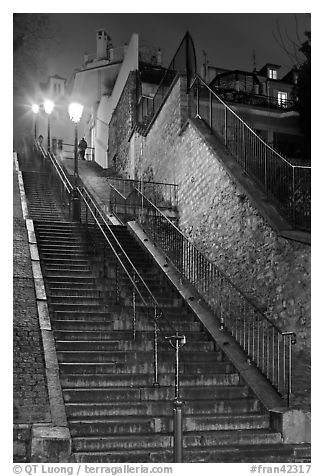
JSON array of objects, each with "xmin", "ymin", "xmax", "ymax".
[
  {"xmin": 44, "ymin": 100, "xmax": 54, "ymax": 115},
  {"xmin": 69, "ymin": 103, "xmax": 84, "ymax": 123},
  {"xmin": 32, "ymin": 104, "xmax": 40, "ymax": 114}
]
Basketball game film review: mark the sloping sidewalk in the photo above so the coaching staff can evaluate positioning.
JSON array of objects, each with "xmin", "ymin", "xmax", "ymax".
[{"xmin": 60, "ymin": 157, "xmax": 115, "ymax": 211}]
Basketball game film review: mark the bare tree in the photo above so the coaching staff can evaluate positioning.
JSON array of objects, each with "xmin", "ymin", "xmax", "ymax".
[
  {"xmin": 273, "ymin": 15, "xmax": 311, "ymax": 157},
  {"xmin": 13, "ymin": 13, "xmax": 58, "ymax": 96}
]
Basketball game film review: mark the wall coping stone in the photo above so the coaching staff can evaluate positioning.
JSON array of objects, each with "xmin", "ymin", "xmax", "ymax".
[{"xmin": 127, "ymin": 220, "xmax": 311, "ymax": 443}]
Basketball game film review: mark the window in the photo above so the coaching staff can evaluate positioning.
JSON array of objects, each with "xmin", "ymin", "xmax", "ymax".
[
  {"xmin": 268, "ymin": 69, "xmax": 277, "ymax": 79},
  {"xmin": 278, "ymin": 91, "xmax": 288, "ymax": 107}
]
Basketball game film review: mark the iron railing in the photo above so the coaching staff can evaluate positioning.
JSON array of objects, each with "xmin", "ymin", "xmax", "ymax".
[
  {"xmin": 211, "ymin": 88, "xmax": 296, "ymax": 110},
  {"xmin": 34, "ymin": 140, "xmax": 186, "ymax": 397},
  {"xmin": 106, "ymin": 176, "xmax": 178, "ymax": 209},
  {"xmin": 137, "ymin": 31, "xmax": 196, "ymax": 128},
  {"xmin": 62, "ymin": 142, "xmax": 95, "ymax": 162},
  {"xmin": 189, "ymin": 75, "xmax": 311, "ymax": 231},
  {"xmin": 36, "ymin": 144, "xmax": 73, "ymax": 213},
  {"xmin": 108, "ymin": 184, "xmax": 296, "ymax": 405}
]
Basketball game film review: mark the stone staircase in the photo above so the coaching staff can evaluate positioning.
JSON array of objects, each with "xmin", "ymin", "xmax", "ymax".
[{"xmin": 21, "ymin": 168, "xmax": 310, "ymax": 463}]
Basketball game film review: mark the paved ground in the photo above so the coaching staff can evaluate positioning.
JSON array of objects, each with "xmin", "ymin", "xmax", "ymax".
[
  {"xmin": 60, "ymin": 157, "xmax": 114, "ymax": 210},
  {"xmin": 13, "ymin": 169, "xmax": 51, "ymax": 424},
  {"xmin": 60, "ymin": 156, "xmax": 312, "ymax": 411}
]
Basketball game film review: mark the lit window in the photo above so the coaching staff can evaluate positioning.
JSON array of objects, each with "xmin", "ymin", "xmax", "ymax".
[
  {"xmin": 278, "ymin": 91, "xmax": 288, "ymax": 107},
  {"xmin": 268, "ymin": 69, "xmax": 277, "ymax": 79}
]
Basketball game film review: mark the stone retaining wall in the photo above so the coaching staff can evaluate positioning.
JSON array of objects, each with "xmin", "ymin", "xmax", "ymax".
[
  {"xmin": 108, "ymin": 71, "xmax": 137, "ymax": 172},
  {"xmin": 110, "ymin": 75, "xmax": 310, "ymax": 353}
]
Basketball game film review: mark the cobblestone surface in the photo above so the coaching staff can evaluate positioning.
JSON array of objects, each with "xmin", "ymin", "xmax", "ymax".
[{"xmin": 13, "ymin": 169, "xmax": 50, "ymax": 424}]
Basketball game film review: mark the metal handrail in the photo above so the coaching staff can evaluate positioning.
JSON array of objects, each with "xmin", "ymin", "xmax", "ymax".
[
  {"xmin": 36, "ymin": 142, "xmax": 73, "ymax": 193},
  {"xmin": 109, "ymin": 183, "xmax": 296, "ymax": 405},
  {"xmin": 107, "ymin": 176, "xmax": 178, "ymax": 188},
  {"xmin": 77, "ymin": 189, "xmax": 182, "ymax": 388},
  {"xmin": 63, "ymin": 142, "xmax": 95, "ymax": 151},
  {"xmin": 212, "ymin": 87, "xmax": 296, "ymax": 110},
  {"xmin": 134, "ymin": 188, "xmax": 284, "ymax": 331},
  {"xmin": 193, "ymin": 75, "xmax": 308, "ymax": 169},
  {"xmin": 79, "ymin": 187, "xmax": 177, "ymax": 335},
  {"xmin": 189, "ymin": 74, "xmax": 311, "ymax": 231},
  {"xmin": 36, "ymin": 143, "xmax": 182, "ymax": 388},
  {"xmin": 107, "ymin": 176, "xmax": 178, "ymax": 209}
]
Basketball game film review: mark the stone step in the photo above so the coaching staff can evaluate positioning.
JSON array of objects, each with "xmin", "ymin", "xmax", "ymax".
[
  {"xmin": 66, "ymin": 399, "xmax": 263, "ymax": 419},
  {"xmin": 49, "ymin": 296, "xmax": 104, "ymax": 305},
  {"xmin": 48, "ymin": 288, "xmax": 101, "ymax": 298},
  {"xmin": 58, "ymin": 360, "xmax": 232, "ymax": 374},
  {"xmin": 55, "ymin": 339, "xmax": 217, "ymax": 353},
  {"xmin": 68, "ymin": 412, "xmax": 267, "ymax": 436},
  {"xmin": 51, "ymin": 318, "xmax": 200, "ymax": 332},
  {"xmin": 57, "ymin": 349, "xmax": 225, "ymax": 364},
  {"xmin": 53, "ymin": 329, "xmax": 212, "ymax": 343},
  {"xmin": 63, "ymin": 385, "xmax": 251, "ymax": 402},
  {"xmin": 34, "ymin": 220, "xmax": 81, "ymax": 227},
  {"xmin": 36, "ymin": 232, "xmax": 85, "ymax": 240},
  {"xmin": 46, "ymin": 279, "xmax": 97, "ymax": 287},
  {"xmin": 37, "ymin": 243, "xmax": 87, "ymax": 251},
  {"xmin": 53, "ymin": 311, "xmax": 111, "ymax": 321},
  {"xmin": 60, "ymin": 372, "xmax": 240, "ymax": 388},
  {"xmin": 52, "ymin": 320, "xmax": 115, "ymax": 331},
  {"xmin": 44, "ymin": 263, "xmax": 93, "ymax": 272},
  {"xmin": 73, "ymin": 443, "xmax": 311, "ymax": 463},
  {"xmin": 51, "ymin": 302, "xmax": 106, "ymax": 312},
  {"xmin": 44, "ymin": 269, "xmax": 95, "ymax": 278},
  {"xmin": 42, "ymin": 258, "xmax": 91, "ymax": 266},
  {"xmin": 41, "ymin": 251, "xmax": 92, "ymax": 259},
  {"xmin": 72, "ymin": 429, "xmax": 282, "ymax": 452}
]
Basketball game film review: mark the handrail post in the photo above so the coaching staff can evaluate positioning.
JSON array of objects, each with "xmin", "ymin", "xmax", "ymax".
[
  {"xmin": 196, "ymin": 79, "xmax": 200, "ymax": 118},
  {"xmin": 264, "ymin": 148, "xmax": 268, "ymax": 195},
  {"xmin": 166, "ymin": 332, "xmax": 186, "ymax": 463},
  {"xmin": 115, "ymin": 259, "xmax": 120, "ymax": 304},
  {"xmin": 283, "ymin": 332, "xmax": 296, "ymax": 406},
  {"xmin": 292, "ymin": 166, "xmax": 296, "ymax": 227},
  {"xmin": 224, "ymin": 106, "xmax": 227, "ymax": 147},
  {"xmin": 153, "ymin": 308, "xmax": 160, "ymax": 387},
  {"xmin": 209, "ymin": 89, "xmax": 213, "ymax": 129},
  {"xmin": 132, "ymin": 273, "xmax": 137, "ymax": 341}
]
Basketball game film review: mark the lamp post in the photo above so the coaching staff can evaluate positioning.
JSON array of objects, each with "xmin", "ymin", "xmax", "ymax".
[
  {"xmin": 68, "ymin": 102, "xmax": 84, "ymax": 186},
  {"xmin": 32, "ymin": 104, "xmax": 39, "ymax": 140},
  {"xmin": 44, "ymin": 100, "xmax": 54, "ymax": 152},
  {"xmin": 68, "ymin": 102, "xmax": 84, "ymax": 221}
]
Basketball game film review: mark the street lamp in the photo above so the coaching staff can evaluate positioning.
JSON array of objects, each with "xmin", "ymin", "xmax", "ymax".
[
  {"xmin": 44, "ymin": 100, "xmax": 54, "ymax": 152},
  {"xmin": 32, "ymin": 104, "xmax": 39, "ymax": 139},
  {"xmin": 68, "ymin": 102, "xmax": 84, "ymax": 186}
]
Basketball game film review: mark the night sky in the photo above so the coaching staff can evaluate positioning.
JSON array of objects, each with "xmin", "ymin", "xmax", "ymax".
[{"xmin": 49, "ymin": 13, "xmax": 311, "ymax": 81}]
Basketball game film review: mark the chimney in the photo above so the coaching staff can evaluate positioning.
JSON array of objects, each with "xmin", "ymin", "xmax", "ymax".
[
  {"xmin": 83, "ymin": 52, "xmax": 89, "ymax": 65},
  {"xmin": 157, "ymin": 48, "xmax": 162, "ymax": 65},
  {"xmin": 96, "ymin": 29, "xmax": 108, "ymax": 60},
  {"xmin": 123, "ymin": 43, "xmax": 128, "ymax": 56}
]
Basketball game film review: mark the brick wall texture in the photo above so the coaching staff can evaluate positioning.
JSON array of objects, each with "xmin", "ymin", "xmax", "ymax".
[
  {"xmin": 13, "ymin": 167, "xmax": 50, "ymax": 461},
  {"xmin": 111, "ymin": 75, "xmax": 310, "ymax": 354}
]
